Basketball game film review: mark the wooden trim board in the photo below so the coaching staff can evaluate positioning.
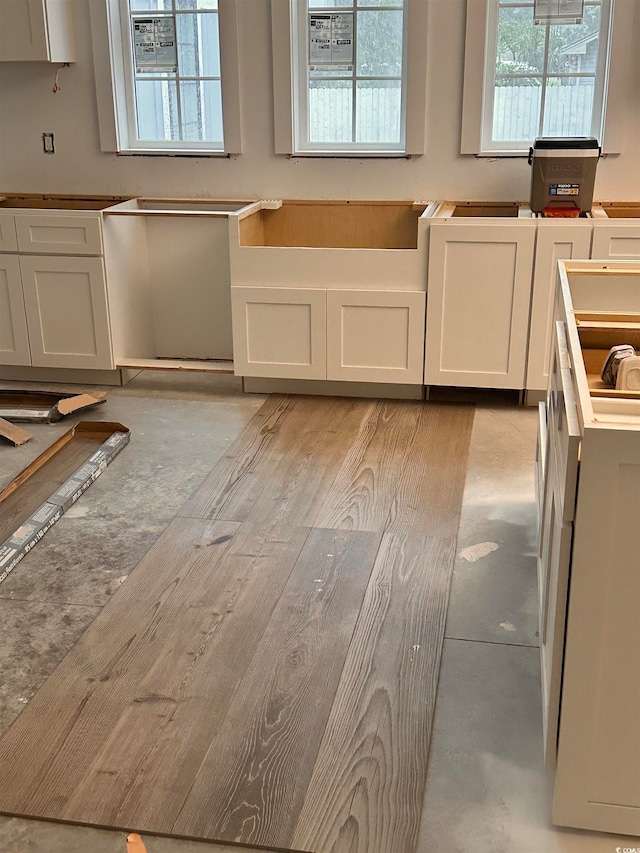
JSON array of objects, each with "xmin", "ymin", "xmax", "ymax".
[{"xmin": 0, "ymin": 395, "xmax": 473, "ymax": 852}]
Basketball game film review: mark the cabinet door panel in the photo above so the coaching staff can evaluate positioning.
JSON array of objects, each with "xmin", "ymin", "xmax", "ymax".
[
  {"xmin": 425, "ymin": 222, "xmax": 534, "ymax": 388},
  {"xmin": 0, "ymin": 255, "xmax": 31, "ymax": 366},
  {"xmin": 20, "ymin": 255, "xmax": 113, "ymax": 370},
  {"xmin": 0, "ymin": 0, "xmax": 48, "ymax": 61},
  {"xmin": 527, "ymin": 223, "xmax": 592, "ymax": 392},
  {"xmin": 16, "ymin": 213, "xmax": 103, "ymax": 256},
  {"xmin": 0, "ymin": 214, "xmax": 18, "ymax": 252},
  {"xmin": 231, "ymin": 286, "xmax": 326, "ymax": 379},
  {"xmin": 327, "ymin": 290, "xmax": 425, "ymax": 383},
  {"xmin": 591, "ymin": 224, "xmax": 640, "ymax": 260}
]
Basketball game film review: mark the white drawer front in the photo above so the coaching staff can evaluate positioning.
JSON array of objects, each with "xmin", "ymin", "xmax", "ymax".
[
  {"xmin": 15, "ymin": 214, "xmax": 103, "ymax": 256},
  {"xmin": 0, "ymin": 214, "xmax": 18, "ymax": 253}
]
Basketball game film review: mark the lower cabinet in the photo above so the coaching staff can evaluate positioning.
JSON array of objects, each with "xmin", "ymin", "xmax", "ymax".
[
  {"xmin": 0, "ymin": 254, "xmax": 113, "ymax": 370},
  {"xmin": 231, "ymin": 286, "xmax": 425, "ymax": 384},
  {"xmin": 425, "ymin": 220, "xmax": 535, "ymax": 389}
]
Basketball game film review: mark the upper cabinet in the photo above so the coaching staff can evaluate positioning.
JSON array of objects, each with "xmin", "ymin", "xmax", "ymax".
[{"xmin": 0, "ymin": 0, "xmax": 75, "ymax": 62}]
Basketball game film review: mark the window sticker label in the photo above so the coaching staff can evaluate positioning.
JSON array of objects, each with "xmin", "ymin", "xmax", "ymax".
[
  {"xmin": 549, "ymin": 183, "xmax": 580, "ymax": 196},
  {"xmin": 133, "ymin": 16, "xmax": 177, "ymax": 73},
  {"xmin": 309, "ymin": 12, "xmax": 353, "ymax": 68}
]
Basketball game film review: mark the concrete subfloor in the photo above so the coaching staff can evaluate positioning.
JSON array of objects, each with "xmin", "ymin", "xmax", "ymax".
[{"xmin": 0, "ymin": 374, "xmax": 634, "ymax": 852}]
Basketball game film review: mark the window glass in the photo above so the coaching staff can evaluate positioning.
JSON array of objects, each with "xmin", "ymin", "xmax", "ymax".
[
  {"xmin": 488, "ymin": 0, "xmax": 608, "ymax": 148},
  {"xmin": 299, "ymin": 0, "xmax": 406, "ymax": 152},
  {"xmin": 124, "ymin": 0, "xmax": 223, "ymax": 149}
]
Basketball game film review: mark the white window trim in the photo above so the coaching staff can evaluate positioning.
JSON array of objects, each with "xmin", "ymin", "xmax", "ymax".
[
  {"xmin": 461, "ymin": 0, "xmax": 633, "ymax": 156},
  {"xmin": 90, "ymin": 0, "xmax": 242, "ymax": 156},
  {"xmin": 271, "ymin": 0, "xmax": 427, "ymax": 157}
]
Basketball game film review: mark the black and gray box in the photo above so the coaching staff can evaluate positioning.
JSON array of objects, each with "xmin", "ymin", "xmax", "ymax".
[{"xmin": 528, "ymin": 137, "xmax": 600, "ymax": 214}]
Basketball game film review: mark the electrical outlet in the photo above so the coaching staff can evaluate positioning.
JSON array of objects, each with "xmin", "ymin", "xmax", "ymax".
[{"xmin": 42, "ymin": 133, "xmax": 55, "ymax": 154}]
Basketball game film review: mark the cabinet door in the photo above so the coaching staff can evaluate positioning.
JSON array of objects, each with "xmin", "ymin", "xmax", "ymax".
[
  {"xmin": 19, "ymin": 255, "xmax": 114, "ymax": 370},
  {"xmin": 425, "ymin": 221, "xmax": 535, "ymax": 388},
  {"xmin": 526, "ymin": 223, "xmax": 592, "ymax": 393},
  {"xmin": 231, "ymin": 286, "xmax": 326, "ymax": 379},
  {"xmin": 0, "ymin": 255, "xmax": 31, "ymax": 366},
  {"xmin": 15, "ymin": 213, "xmax": 103, "ymax": 256},
  {"xmin": 326, "ymin": 289, "xmax": 425, "ymax": 384}
]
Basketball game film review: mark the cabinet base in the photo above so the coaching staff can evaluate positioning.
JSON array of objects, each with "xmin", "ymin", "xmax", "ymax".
[
  {"xmin": 242, "ymin": 377, "xmax": 424, "ymax": 400},
  {"xmin": 0, "ymin": 366, "xmax": 141, "ymax": 386}
]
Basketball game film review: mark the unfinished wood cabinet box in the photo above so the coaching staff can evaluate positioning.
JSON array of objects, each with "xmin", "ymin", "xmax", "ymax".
[
  {"xmin": 0, "ymin": 196, "xmax": 126, "ymax": 372},
  {"xmin": 102, "ymin": 199, "xmax": 257, "ymax": 373},
  {"xmin": 425, "ymin": 202, "xmax": 535, "ymax": 390},
  {"xmin": 592, "ymin": 202, "xmax": 640, "ymax": 261},
  {"xmin": 229, "ymin": 200, "xmax": 434, "ymax": 384},
  {"xmin": 538, "ymin": 259, "xmax": 640, "ymax": 837}
]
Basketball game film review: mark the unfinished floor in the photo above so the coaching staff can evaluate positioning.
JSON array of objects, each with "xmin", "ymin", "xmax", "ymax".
[{"xmin": 0, "ymin": 372, "xmax": 633, "ymax": 853}]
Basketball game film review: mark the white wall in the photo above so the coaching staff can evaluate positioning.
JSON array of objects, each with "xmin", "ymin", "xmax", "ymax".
[{"xmin": 0, "ymin": 0, "xmax": 638, "ymax": 201}]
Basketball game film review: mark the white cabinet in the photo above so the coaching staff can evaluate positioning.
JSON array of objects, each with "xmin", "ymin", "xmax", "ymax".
[
  {"xmin": 0, "ymin": 208, "xmax": 114, "ymax": 371},
  {"xmin": 0, "ymin": 255, "xmax": 30, "ymax": 365},
  {"xmin": 231, "ymin": 286, "xmax": 425, "ymax": 384},
  {"xmin": 425, "ymin": 219, "xmax": 535, "ymax": 389},
  {"xmin": 526, "ymin": 221, "xmax": 592, "ymax": 394},
  {"xmin": 0, "ymin": 0, "xmax": 76, "ymax": 62},
  {"xmin": 538, "ymin": 260, "xmax": 640, "ymax": 837}
]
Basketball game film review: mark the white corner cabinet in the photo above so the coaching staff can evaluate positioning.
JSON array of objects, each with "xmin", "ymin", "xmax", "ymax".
[
  {"xmin": 0, "ymin": 0, "xmax": 76, "ymax": 62},
  {"xmin": 0, "ymin": 196, "xmax": 117, "ymax": 371},
  {"xmin": 229, "ymin": 200, "xmax": 433, "ymax": 385},
  {"xmin": 538, "ymin": 259, "xmax": 640, "ymax": 837},
  {"xmin": 425, "ymin": 203, "xmax": 536, "ymax": 390}
]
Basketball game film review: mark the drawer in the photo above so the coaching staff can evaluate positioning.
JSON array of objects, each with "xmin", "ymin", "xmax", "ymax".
[
  {"xmin": 547, "ymin": 321, "xmax": 581, "ymax": 523},
  {"xmin": 0, "ymin": 214, "xmax": 17, "ymax": 252},
  {"xmin": 15, "ymin": 213, "xmax": 103, "ymax": 256}
]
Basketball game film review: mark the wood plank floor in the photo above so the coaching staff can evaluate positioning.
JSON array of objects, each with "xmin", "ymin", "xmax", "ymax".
[{"xmin": 0, "ymin": 394, "xmax": 474, "ymax": 853}]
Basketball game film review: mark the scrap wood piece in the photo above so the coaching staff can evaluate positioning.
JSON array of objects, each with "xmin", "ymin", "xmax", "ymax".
[
  {"xmin": 0, "ymin": 422, "xmax": 130, "ymax": 585},
  {"xmin": 0, "ymin": 417, "xmax": 31, "ymax": 446},
  {"xmin": 126, "ymin": 833, "xmax": 148, "ymax": 853},
  {"xmin": 0, "ymin": 390, "xmax": 106, "ymax": 423}
]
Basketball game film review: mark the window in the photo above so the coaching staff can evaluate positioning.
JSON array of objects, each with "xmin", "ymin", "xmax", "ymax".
[
  {"xmin": 91, "ymin": 0, "xmax": 241, "ymax": 154},
  {"xmin": 461, "ymin": 0, "xmax": 627, "ymax": 155},
  {"xmin": 272, "ymin": 0, "xmax": 427, "ymax": 156}
]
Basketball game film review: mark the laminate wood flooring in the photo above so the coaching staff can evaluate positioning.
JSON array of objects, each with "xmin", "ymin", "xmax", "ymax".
[{"xmin": 0, "ymin": 394, "xmax": 474, "ymax": 853}]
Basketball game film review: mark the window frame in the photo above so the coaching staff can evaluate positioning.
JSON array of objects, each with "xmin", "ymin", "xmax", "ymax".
[
  {"xmin": 461, "ymin": 0, "xmax": 632, "ymax": 156},
  {"xmin": 272, "ymin": 0, "xmax": 427, "ymax": 157},
  {"xmin": 90, "ymin": 0, "xmax": 242, "ymax": 156}
]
